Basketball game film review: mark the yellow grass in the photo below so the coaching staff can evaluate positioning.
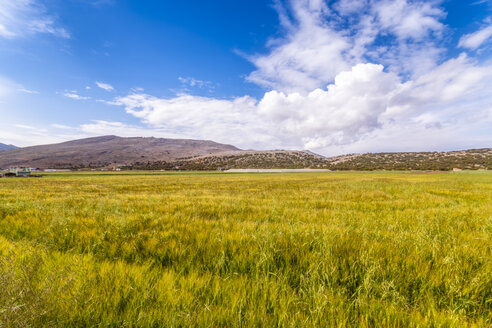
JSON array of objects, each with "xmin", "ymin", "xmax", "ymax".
[{"xmin": 0, "ymin": 171, "xmax": 491, "ymax": 327}]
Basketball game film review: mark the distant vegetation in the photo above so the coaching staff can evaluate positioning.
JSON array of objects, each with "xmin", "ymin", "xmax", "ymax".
[
  {"xmin": 132, "ymin": 148, "xmax": 492, "ymax": 171},
  {"xmin": 0, "ymin": 171, "xmax": 491, "ymax": 326},
  {"xmin": 327, "ymin": 148, "xmax": 492, "ymax": 171},
  {"xmin": 132, "ymin": 151, "xmax": 327, "ymax": 170},
  {"xmin": 0, "ymin": 135, "xmax": 489, "ymax": 171}
]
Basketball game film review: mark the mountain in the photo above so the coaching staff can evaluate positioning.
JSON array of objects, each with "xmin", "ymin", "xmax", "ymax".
[
  {"xmin": 0, "ymin": 135, "xmax": 489, "ymax": 170},
  {"xmin": 0, "ymin": 135, "xmax": 239, "ymax": 169},
  {"xmin": 0, "ymin": 143, "xmax": 18, "ymax": 153}
]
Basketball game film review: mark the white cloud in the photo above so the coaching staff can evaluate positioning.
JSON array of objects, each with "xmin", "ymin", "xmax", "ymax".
[
  {"xmin": 318, "ymin": 119, "xmax": 492, "ymax": 156},
  {"xmin": 334, "ymin": 0, "xmax": 367, "ymax": 15},
  {"xmin": 0, "ymin": 76, "xmax": 38, "ymax": 97},
  {"xmin": 17, "ymin": 87, "xmax": 39, "ymax": 94},
  {"xmin": 51, "ymin": 123, "xmax": 71, "ymax": 130},
  {"xmin": 178, "ymin": 77, "xmax": 213, "ymax": 89},
  {"xmin": 472, "ymin": 0, "xmax": 490, "ymax": 5},
  {"xmin": 459, "ymin": 24, "xmax": 492, "ymax": 50},
  {"xmin": 245, "ymin": 0, "xmax": 447, "ymax": 93},
  {"xmin": 80, "ymin": 120, "xmax": 184, "ymax": 139},
  {"xmin": 110, "ymin": 54, "xmax": 492, "ymax": 153},
  {"xmin": 1, "ymin": 120, "xmax": 180, "ymax": 148},
  {"xmin": 0, "ymin": 122, "xmax": 89, "ymax": 147},
  {"xmin": 246, "ymin": 0, "xmax": 352, "ymax": 93},
  {"xmin": 257, "ymin": 64, "xmax": 402, "ymax": 148},
  {"xmin": 372, "ymin": 0, "xmax": 444, "ymax": 41},
  {"xmin": 63, "ymin": 92, "xmax": 90, "ymax": 100},
  {"xmin": 111, "ymin": 93, "xmax": 277, "ymax": 149},
  {"xmin": 14, "ymin": 124, "xmax": 38, "ymax": 130},
  {"xmin": 0, "ymin": 0, "xmax": 69, "ymax": 39},
  {"xmin": 95, "ymin": 81, "xmax": 114, "ymax": 92}
]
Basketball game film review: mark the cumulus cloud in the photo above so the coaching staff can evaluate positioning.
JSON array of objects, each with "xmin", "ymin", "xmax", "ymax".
[
  {"xmin": 257, "ymin": 64, "xmax": 401, "ymax": 148},
  {"xmin": 0, "ymin": 0, "xmax": 69, "ymax": 39},
  {"xmin": 111, "ymin": 93, "xmax": 278, "ymax": 149},
  {"xmin": 459, "ymin": 24, "xmax": 492, "ymax": 50},
  {"xmin": 111, "ymin": 54, "xmax": 491, "ymax": 153},
  {"xmin": 95, "ymin": 81, "xmax": 114, "ymax": 91}
]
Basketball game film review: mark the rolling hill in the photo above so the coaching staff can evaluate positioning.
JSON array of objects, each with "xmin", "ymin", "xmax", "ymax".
[
  {"xmin": 0, "ymin": 135, "xmax": 489, "ymax": 170},
  {"xmin": 157, "ymin": 148, "xmax": 491, "ymax": 171}
]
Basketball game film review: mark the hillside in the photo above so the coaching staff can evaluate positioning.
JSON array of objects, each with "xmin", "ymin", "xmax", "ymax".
[
  {"xmin": 147, "ymin": 148, "xmax": 491, "ymax": 171},
  {"xmin": 325, "ymin": 149, "xmax": 492, "ymax": 171},
  {"xmin": 0, "ymin": 143, "xmax": 18, "ymax": 153},
  {"xmin": 132, "ymin": 150, "xmax": 327, "ymax": 170},
  {"xmin": 132, "ymin": 148, "xmax": 491, "ymax": 171},
  {"xmin": 0, "ymin": 135, "xmax": 239, "ymax": 169},
  {"xmin": 0, "ymin": 135, "xmax": 489, "ymax": 170}
]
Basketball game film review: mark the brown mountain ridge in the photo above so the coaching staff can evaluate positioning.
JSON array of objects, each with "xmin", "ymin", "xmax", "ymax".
[
  {"xmin": 0, "ymin": 135, "xmax": 490, "ymax": 171},
  {"xmin": 0, "ymin": 135, "xmax": 239, "ymax": 169}
]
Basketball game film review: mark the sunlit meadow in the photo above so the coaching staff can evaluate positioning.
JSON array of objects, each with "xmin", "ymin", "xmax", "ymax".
[{"xmin": 0, "ymin": 171, "xmax": 491, "ymax": 327}]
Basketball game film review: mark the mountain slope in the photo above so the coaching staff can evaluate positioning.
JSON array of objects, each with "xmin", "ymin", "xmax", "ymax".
[
  {"xmin": 0, "ymin": 135, "xmax": 239, "ymax": 169},
  {"xmin": 0, "ymin": 135, "xmax": 489, "ymax": 170},
  {"xmin": 0, "ymin": 143, "xmax": 18, "ymax": 153}
]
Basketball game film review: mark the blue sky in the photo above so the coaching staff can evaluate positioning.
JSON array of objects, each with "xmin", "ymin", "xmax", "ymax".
[{"xmin": 1, "ymin": 0, "xmax": 491, "ymax": 155}]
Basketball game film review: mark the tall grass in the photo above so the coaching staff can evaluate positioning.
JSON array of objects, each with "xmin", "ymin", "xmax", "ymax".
[{"xmin": 0, "ymin": 171, "xmax": 491, "ymax": 327}]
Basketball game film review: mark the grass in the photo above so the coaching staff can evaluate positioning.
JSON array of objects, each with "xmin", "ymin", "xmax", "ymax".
[{"xmin": 0, "ymin": 171, "xmax": 491, "ymax": 327}]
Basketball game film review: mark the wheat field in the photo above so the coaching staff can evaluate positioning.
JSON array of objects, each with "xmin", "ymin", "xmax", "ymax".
[{"xmin": 0, "ymin": 171, "xmax": 491, "ymax": 327}]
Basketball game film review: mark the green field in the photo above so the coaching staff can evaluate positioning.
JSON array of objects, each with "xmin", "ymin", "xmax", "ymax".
[{"xmin": 0, "ymin": 171, "xmax": 491, "ymax": 327}]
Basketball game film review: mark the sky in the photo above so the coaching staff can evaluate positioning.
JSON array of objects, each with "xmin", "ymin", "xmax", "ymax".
[{"xmin": 0, "ymin": 0, "xmax": 491, "ymax": 156}]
